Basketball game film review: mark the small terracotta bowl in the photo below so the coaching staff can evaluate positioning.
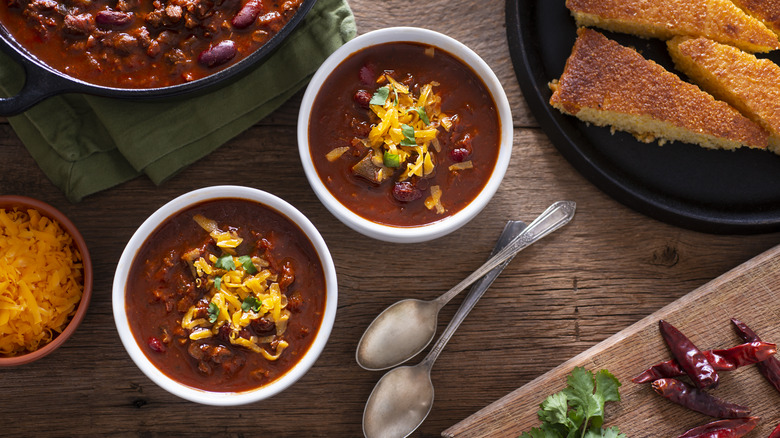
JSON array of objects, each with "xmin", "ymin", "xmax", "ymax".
[{"xmin": 0, "ymin": 196, "xmax": 93, "ymax": 366}]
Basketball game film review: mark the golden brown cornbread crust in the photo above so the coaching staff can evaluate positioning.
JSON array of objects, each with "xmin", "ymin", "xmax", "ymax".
[
  {"xmin": 566, "ymin": 0, "xmax": 780, "ymax": 53},
  {"xmin": 731, "ymin": 0, "xmax": 780, "ymax": 36},
  {"xmin": 549, "ymin": 28, "xmax": 768, "ymax": 150},
  {"xmin": 668, "ymin": 36, "xmax": 780, "ymax": 152}
]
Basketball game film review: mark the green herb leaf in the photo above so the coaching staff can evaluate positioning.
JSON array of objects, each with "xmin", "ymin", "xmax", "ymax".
[
  {"xmin": 214, "ymin": 276, "xmax": 222, "ymax": 291},
  {"xmin": 538, "ymin": 392, "xmax": 570, "ymax": 427},
  {"xmin": 207, "ymin": 302, "xmax": 219, "ymax": 323},
  {"xmin": 520, "ymin": 367, "xmax": 624, "ymax": 438},
  {"xmin": 241, "ymin": 295, "xmax": 262, "ymax": 313},
  {"xmin": 416, "ymin": 106, "xmax": 430, "ymax": 125},
  {"xmin": 369, "ymin": 86, "xmax": 390, "ymax": 106},
  {"xmin": 400, "ymin": 124, "xmax": 416, "ymax": 146},
  {"xmin": 594, "ymin": 370, "xmax": 621, "ymax": 404},
  {"xmin": 238, "ymin": 255, "xmax": 258, "ymax": 274},
  {"xmin": 215, "ymin": 255, "xmax": 235, "ymax": 271},
  {"xmin": 383, "ymin": 152, "xmax": 401, "ymax": 168}
]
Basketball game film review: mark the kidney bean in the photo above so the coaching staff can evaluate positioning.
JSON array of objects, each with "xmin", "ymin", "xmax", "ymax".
[
  {"xmin": 231, "ymin": 0, "xmax": 263, "ymax": 29},
  {"xmin": 359, "ymin": 64, "xmax": 376, "ymax": 85},
  {"xmin": 393, "ymin": 182, "xmax": 422, "ymax": 202},
  {"xmin": 147, "ymin": 336, "xmax": 166, "ymax": 353},
  {"xmin": 198, "ymin": 40, "xmax": 237, "ymax": 67},
  {"xmin": 449, "ymin": 148, "xmax": 470, "ymax": 162},
  {"xmin": 354, "ymin": 89, "xmax": 371, "ymax": 108},
  {"xmin": 96, "ymin": 10, "xmax": 133, "ymax": 29},
  {"xmin": 251, "ymin": 316, "xmax": 275, "ymax": 334}
]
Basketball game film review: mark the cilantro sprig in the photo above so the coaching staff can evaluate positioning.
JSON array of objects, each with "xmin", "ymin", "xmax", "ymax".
[
  {"xmin": 369, "ymin": 86, "xmax": 390, "ymax": 106},
  {"xmin": 241, "ymin": 295, "xmax": 262, "ymax": 313},
  {"xmin": 207, "ymin": 302, "xmax": 220, "ymax": 323},
  {"xmin": 520, "ymin": 367, "xmax": 626, "ymax": 438},
  {"xmin": 400, "ymin": 124, "xmax": 416, "ymax": 146}
]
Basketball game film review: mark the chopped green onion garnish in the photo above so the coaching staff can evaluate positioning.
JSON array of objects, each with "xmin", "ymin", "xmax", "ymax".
[
  {"xmin": 241, "ymin": 295, "xmax": 263, "ymax": 313},
  {"xmin": 383, "ymin": 152, "xmax": 401, "ymax": 168},
  {"xmin": 238, "ymin": 255, "xmax": 257, "ymax": 274},
  {"xmin": 369, "ymin": 86, "xmax": 390, "ymax": 106},
  {"xmin": 400, "ymin": 124, "xmax": 416, "ymax": 146},
  {"xmin": 215, "ymin": 255, "xmax": 235, "ymax": 271},
  {"xmin": 416, "ymin": 106, "xmax": 430, "ymax": 125},
  {"xmin": 207, "ymin": 302, "xmax": 219, "ymax": 323}
]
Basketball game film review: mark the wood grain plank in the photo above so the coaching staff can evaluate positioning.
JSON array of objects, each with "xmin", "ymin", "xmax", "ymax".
[{"xmin": 444, "ymin": 245, "xmax": 780, "ymax": 438}]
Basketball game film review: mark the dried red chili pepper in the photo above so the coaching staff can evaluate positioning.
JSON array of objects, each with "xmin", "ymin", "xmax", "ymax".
[
  {"xmin": 632, "ymin": 341, "xmax": 777, "ymax": 383},
  {"xmin": 677, "ymin": 417, "xmax": 759, "ymax": 438},
  {"xmin": 769, "ymin": 422, "xmax": 780, "ymax": 438},
  {"xmin": 659, "ymin": 320, "xmax": 719, "ymax": 389},
  {"xmin": 731, "ymin": 318, "xmax": 780, "ymax": 393},
  {"xmin": 651, "ymin": 378, "xmax": 751, "ymax": 418}
]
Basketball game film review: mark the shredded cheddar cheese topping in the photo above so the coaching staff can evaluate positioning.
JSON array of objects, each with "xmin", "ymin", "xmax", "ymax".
[
  {"xmin": 182, "ymin": 215, "xmax": 290, "ymax": 360},
  {"xmin": 327, "ymin": 70, "xmax": 475, "ymax": 214},
  {"xmin": 0, "ymin": 208, "xmax": 83, "ymax": 356}
]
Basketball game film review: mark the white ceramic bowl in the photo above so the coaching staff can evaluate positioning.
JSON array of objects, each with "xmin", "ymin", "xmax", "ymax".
[
  {"xmin": 112, "ymin": 186, "xmax": 338, "ymax": 406},
  {"xmin": 297, "ymin": 27, "xmax": 513, "ymax": 243}
]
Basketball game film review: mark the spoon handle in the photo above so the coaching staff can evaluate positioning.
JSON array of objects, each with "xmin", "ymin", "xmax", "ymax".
[
  {"xmin": 421, "ymin": 220, "xmax": 527, "ymax": 368},
  {"xmin": 436, "ymin": 200, "xmax": 576, "ymax": 308}
]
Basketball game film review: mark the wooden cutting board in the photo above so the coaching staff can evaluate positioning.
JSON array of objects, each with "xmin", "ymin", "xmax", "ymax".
[{"xmin": 443, "ymin": 244, "xmax": 780, "ymax": 438}]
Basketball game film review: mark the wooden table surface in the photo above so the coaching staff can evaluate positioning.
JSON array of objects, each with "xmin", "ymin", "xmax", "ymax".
[{"xmin": 3, "ymin": 0, "xmax": 780, "ymax": 436}]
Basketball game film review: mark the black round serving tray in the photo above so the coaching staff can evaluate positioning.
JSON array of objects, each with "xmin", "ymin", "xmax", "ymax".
[{"xmin": 506, "ymin": 0, "xmax": 780, "ymax": 234}]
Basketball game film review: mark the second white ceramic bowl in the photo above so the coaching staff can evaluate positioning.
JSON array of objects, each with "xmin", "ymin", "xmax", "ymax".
[{"xmin": 112, "ymin": 185, "xmax": 338, "ymax": 406}]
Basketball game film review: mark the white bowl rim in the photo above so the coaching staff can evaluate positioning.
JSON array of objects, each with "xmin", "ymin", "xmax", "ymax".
[
  {"xmin": 112, "ymin": 185, "xmax": 338, "ymax": 406},
  {"xmin": 297, "ymin": 26, "xmax": 514, "ymax": 243}
]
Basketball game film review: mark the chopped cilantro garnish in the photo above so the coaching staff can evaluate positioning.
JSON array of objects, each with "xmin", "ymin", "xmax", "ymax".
[
  {"xmin": 416, "ymin": 106, "xmax": 430, "ymax": 125},
  {"xmin": 383, "ymin": 152, "xmax": 401, "ymax": 168},
  {"xmin": 400, "ymin": 124, "xmax": 416, "ymax": 146},
  {"xmin": 215, "ymin": 255, "xmax": 235, "ymax": 271},
  {"xmin": 519, "ymin": 367, "xmax": 625, "ymax": 438},
  {"xmin": 214, "ymin": 276, "xmax": 222, "ymax": 291},
  {"xmin": 241, "ymin": 295, "xmax": 263, "ymax": 313},
  {"xmin": 369, "ymin": 86, "xmax": 390, "ymax": 106},
  {"xmin": 207, "ymin": 302, "xmax": 219, "ymax": 323},
  {"xmin": 238, "ymin": 255, "xmax": 258, "ymax": 274}
]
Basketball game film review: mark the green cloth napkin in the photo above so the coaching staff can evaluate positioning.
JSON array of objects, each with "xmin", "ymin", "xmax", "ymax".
[{"xmin": 0, "ymin": 0, "xmax": 356, "ymax": 202}]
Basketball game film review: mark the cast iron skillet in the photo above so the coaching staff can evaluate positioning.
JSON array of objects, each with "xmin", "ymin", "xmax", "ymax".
[
  {"xmin": 0, "ymin": 0, "xmax": 318, "ymax": 116},
  {"xmin": 506, "ymin": 0, "xmax": 780, "ymax": 234}
]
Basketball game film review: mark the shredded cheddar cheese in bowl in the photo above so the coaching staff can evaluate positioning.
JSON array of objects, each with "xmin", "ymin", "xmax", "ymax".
[
  {"xmin": 180, "ymin": 215, "xmax": 293, "ymax": 362},
  {"xmin": 328, "ymin": 70, "xmax": 476, "ymax": 215},
  {"xmin": 0, "ymin": 207, "xmax": 84, "ymax": 357}
]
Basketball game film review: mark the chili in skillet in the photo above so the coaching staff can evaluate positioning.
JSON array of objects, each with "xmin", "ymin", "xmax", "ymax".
[{"xmin": 0, "ymin": 0, "xmax": 302, "ymax": 87}]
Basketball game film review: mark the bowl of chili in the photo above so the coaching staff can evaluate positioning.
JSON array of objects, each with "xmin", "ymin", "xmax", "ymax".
[
  {"xmin": 0, "ymin": 0, "xmax": 316, "ymax": 115},
  {"xmin": 297, "ymin": 27, "xmax": 513, "ymax": 243},
  {"xmin": 112, "ymin": 185, "xmax": 337, "ymax": 405},
  {"xmin": 0, "ymin": 195, "xmax": 93, "ymax": 366}
]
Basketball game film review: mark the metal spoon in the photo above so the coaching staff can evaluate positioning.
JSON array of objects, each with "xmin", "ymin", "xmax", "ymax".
[
  {"xmin": 355, "ymin": 200, "xmax": 577, "ymax": 371},
  {"xmin": 361, "ymin": 202, "xmax": 575, "ymax": 438},
  {"xmin": 361, "ymin": 221, "xmax": 523, "ymax": 438}
]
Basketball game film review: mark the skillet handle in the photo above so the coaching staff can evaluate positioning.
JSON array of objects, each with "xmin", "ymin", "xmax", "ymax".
[{"xmin": 0, "ymin": 43, "xmax": 73, "ymax": 116}]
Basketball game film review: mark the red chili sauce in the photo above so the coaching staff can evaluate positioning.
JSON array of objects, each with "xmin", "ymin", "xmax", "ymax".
[
  {"xmin": 0, "ymin": 0, "xmax": 302, "ymax": 88},
  {"xmin": 125, "ymin": 198, "xmax": 326, "ymax": 392},
  {"xmin": 308, "ymin": 42, "xmax": 501, "ymax": 227}
]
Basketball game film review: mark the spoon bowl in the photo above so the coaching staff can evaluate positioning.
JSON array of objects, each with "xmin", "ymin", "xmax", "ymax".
[
  {"xmin": 356, "ymin": 299, "xmax": 440, "ymax": 371},
  {"xmin": 363, "ymin": 364, "xmax": 434, "ymax": 438}
]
